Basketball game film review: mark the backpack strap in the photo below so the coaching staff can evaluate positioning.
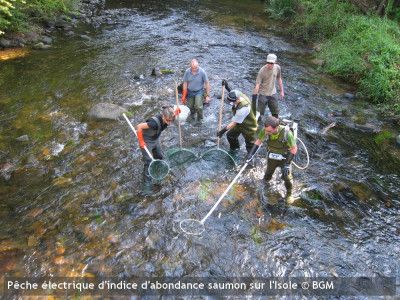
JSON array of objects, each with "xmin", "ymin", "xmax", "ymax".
[
  {"xmin": 283, "ymin": 125, "xmax": 289, "ymax": 143},
  {"xmin": 150, "ymin": 116, "xmax": 162, "ymax": 136}
]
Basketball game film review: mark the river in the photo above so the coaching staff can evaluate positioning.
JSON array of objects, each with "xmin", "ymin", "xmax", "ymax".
[{"xmin": 0, "ymin": 0, "xmax": 399, "ymax": 298}]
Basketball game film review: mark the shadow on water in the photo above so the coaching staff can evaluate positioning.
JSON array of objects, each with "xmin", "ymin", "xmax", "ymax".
[{"xmin": 0, "ymin": 0, "xmax": 399, "ymax": 295}]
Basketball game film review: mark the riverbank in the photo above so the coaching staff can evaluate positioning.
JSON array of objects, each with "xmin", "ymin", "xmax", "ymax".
[
  {"xmin": 264, "ymin": 0, "xmax": 400, "ymax": 125},
  {"xmin": 0, "ymin": 0, "xmax": 102, "ymax": 50}
]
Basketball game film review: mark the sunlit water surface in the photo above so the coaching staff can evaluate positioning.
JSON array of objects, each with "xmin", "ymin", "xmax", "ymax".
[{"xmin": 0, "ymin": 0, "xmax": 399, "ymax": 298}]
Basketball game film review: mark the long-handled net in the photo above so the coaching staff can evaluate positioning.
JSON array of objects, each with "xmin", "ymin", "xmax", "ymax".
[
  {"xmin": 201, "ymin": 84, "xmax": 236, "ymax": 167},
  {"xmin": 147, "ymin": 159, "xmax": 169, "ymax": 181},
  {"xmin": 123, "ymin": 113, "xmax": 169, "ymax": 181},
  {"xmin": 180, "ymin": 142, "xmax": 263, "ymax": 235},
  {"xmin": 167, "ymin": 148, "xmax": 198, "ymax": 166},
  {"xmin": 167, "ymin": 82, "xmax": 198, "ymax": 166}
]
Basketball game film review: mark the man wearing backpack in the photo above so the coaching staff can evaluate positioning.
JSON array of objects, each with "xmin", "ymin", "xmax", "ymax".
[{"xmin": 247, "ymin": 116, "xmax": 297, "ymax": 203}]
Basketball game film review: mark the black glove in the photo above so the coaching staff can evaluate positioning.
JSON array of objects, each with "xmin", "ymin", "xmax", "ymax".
[
  {"xmin": 282, "ymin": 153, "xmax": 295, "ymax": 177},
  {"xmin": 252, "ymin": 94, "xmax": 258, "ymax": 103},
  {"xmin": 222, "ymin": 79, "xmax": 231, "ymax": 92},
  {"xmin": 282, "ymin": 164, "xmax": 291, "ymax": 177},
  {"xmin": 285, "ymin": 153, "xmax": 295, "ymax": 164},
  {"xmin": 217, "ymin": 127, "xmax": 228, "ymax": 138},
  {"xmin": 245, "ymin": 144, "xmax": 259, "ymax": 161}
]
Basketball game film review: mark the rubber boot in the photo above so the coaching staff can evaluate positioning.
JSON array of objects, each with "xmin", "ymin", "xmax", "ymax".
[
  {"xmin": 143, "ymin": 164, "xmax": 153, "ymax": 191},
  {"xmin": 286, "ymin": 189, "xmax": 294, "ymax": 204},
  {"xmin": 197, "ymin": 108, "xmax": 203, "ymax": 121},
  {"xmin": 263, "ymin": 172, "xmax": 272, "ymax": 182}
]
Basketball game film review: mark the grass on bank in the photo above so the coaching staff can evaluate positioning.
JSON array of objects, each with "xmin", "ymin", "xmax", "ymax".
[
  {"xmin": 0, "ymin": 0, "xmax": 80, "ymax": 35},
  {"xmin": 265, "ymin": 0, "xmax": 400, "ymax": 123}
]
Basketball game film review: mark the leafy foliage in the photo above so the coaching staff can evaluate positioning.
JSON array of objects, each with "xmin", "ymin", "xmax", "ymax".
[
  {"xmin": 290, "ymin": 0, "xmax": 359, "ymax": 41},
  {"xmin": 320, "ymin": 15, "xmax": 400, "ymax": 121},
  {"xmin": 264, "ymin": 0, "xmax": 297, "ymax": 19},
  {"xmin": 0, "ymin": 0, "xmax": 24, "ymax": 34},
  {"xmin": 265, "ymin": 0, "xmax": 400, "ymax": 123},
  {"xmin": 0, "ymin": 0, "xmax": 79, "ymax": 35}
]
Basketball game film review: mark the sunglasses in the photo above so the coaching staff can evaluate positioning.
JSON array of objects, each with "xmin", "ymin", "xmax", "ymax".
[{"xmin": 267, "ymin": 62, "xmax": 274, "ymax": 65}]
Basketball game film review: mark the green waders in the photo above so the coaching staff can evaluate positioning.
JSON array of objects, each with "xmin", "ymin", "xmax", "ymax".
[
  {"xmin": 227, "ymin": 93, "xmax": 257, "ymax": 152},
  {"xmin": 187, "ymin": 94, "xmax": 204, "ymax": 120}
]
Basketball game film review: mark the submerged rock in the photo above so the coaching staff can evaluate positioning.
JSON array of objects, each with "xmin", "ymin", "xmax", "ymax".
[
  {"xmin": 15, "ymin": 135, "xmax": 30, "ymax": 142},
  {"xmin": 0, "ymin": 39, "xmax": 11, "ymax": 48},
  {"xmin": 151, "ymin": 67, "xmax": 162, "ymax": 77},
  {"xmin": 344, "ymin": 93, "xmax": 356, "ymax": 100},
  {"xmin": 0, "ymin": 163, "xmax": 14, "ymax": 181},
  {"xmin": 52, "ymin": 176, "xmax": 73, "ymax": 187},
  {"xmin": 32, "ymin": 42, "xmax": 52, "ymax": 50},
  {"xmin": 354, "ymin": 123, "xmax": 380, "ymax": 133},
  {"xmin": 79, "ymin": 34, "xmax": 92, "ymax": 40},
  {"xmin": 88, "ymin": 103, "xmax": 128, "ymax": 120},
  {"xmin": 41, "ymin": 36, "xmax": 53, "ymax": 44}
]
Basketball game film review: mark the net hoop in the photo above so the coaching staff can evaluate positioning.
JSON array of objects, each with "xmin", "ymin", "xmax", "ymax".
[
  {"xmin": 293, "ymin": 137, "xmax": 309, "ymax": 170},
  {"xmin": 179, "ymin": 218, "xmax": 205, "ymax": 235},
  {"xmin": 167, "ymin": 148, "xmax": 198, "ymax": 165},
  {"xmin": 148, "ymin": 160, "xmax": 170, "ymax": 181},
  {"xmin": 201, "ymin": 148, "xmax": 237, "ymax": 167}
]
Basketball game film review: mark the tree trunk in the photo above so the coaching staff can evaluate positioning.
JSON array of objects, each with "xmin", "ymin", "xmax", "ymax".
[{"xmin": 345, "ymin": 0, "xmax": 388, "ymax": 15}]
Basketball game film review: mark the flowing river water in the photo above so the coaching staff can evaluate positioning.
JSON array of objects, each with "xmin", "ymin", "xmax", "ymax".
[{"xmin": 0, "ymin": 0, "xmax": 399, "ymax": 298}]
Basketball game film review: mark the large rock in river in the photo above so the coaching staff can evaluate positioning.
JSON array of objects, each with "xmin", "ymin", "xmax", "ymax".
[{"xmin": 88, "ymin": 103, "xmax": 128, "ymax": 120}]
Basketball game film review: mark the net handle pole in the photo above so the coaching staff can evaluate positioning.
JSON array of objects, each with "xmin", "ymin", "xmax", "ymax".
[
  {"xmin": 200, "ymin": 161, "xmax": 248, "ymax": 224},
  {"xmin": 200, "ymin": 141, "xmax": 263, "ymax": 224},
  {"xmin": 122, "ymin": 113, "xmax": 154, "ymax": 161},
  {"xmin": 175, "ymin": 81, "xmax": 182, "ymax": 150},
  {"xmin": 216, "ymin": 84, "xmax": 225, "ymax": 149}
]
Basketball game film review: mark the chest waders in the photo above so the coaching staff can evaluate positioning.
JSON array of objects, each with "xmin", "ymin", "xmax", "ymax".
[
  {"xmin": 267, "ymin": 125, "xmax": 290, "ymax": 155},
  {"xmin": 228, "ymin": 94, "xmax": 258, "ymax": 152},
  {"xmin": 232, "ymin": 94, "xmax": 257, "ymax": 133}
]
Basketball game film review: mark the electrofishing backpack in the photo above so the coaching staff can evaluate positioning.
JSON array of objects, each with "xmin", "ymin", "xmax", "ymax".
[{"xmin": 281, "ymin": 119, "xmax": 298, "ymax": 143}]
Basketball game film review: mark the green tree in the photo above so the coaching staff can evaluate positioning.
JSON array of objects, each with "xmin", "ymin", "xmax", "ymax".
[{"xmin": 1, "ymin": 0, "xmax": 79, "ymax": 35}]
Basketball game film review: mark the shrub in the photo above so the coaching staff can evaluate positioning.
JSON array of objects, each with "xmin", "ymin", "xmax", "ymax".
[
  {"xmin": 264, "ymin": 0, "xmax": 400, "ymax": 123},
  {"xmin": 264, "ymin": 0, "xmax": 297, "ymax": 19},
  {"xmin": 319, "ymin": 15, "xmax": 400, "ymax": 119},
  {"xmin": 288, "ymin": 0, "xmax": 358, "ymax": 41},
  {"xmin": 0, "ymin": 0, "xmax": 26, "ymax": 34},
  {"xmin": 0, "ymin": 0, "xmax": 79, "ymax": 35}
]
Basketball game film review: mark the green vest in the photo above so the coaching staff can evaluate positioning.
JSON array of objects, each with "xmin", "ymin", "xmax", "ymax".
[
  {"xmin": 232, "ymin": 93, "xmax": 257, "ymax": 132},
  {"xmin": 267, "ymin": 125, "xmax": 290, "ymax": 154}
]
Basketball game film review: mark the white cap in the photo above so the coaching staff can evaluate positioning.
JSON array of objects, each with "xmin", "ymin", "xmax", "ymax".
[{"xmin": 267, "ymin": 54, "xmax": 277, "ymax": 63}]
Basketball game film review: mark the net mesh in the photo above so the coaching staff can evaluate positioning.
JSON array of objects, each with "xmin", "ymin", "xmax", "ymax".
[
  {"xmin": 180, "ymin": 219, "xmax": 205, "ymax": 235},
  {"xmin": 167, "ymin": 148, "xmax": 198, "ymax": 166},
  {"xmin": 201, "ymin": 149, "xmax": 237, "ymax": 168},
  {"xmin": 148, "ymin": 160, "xmax": 169, "ymax": 180}
]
